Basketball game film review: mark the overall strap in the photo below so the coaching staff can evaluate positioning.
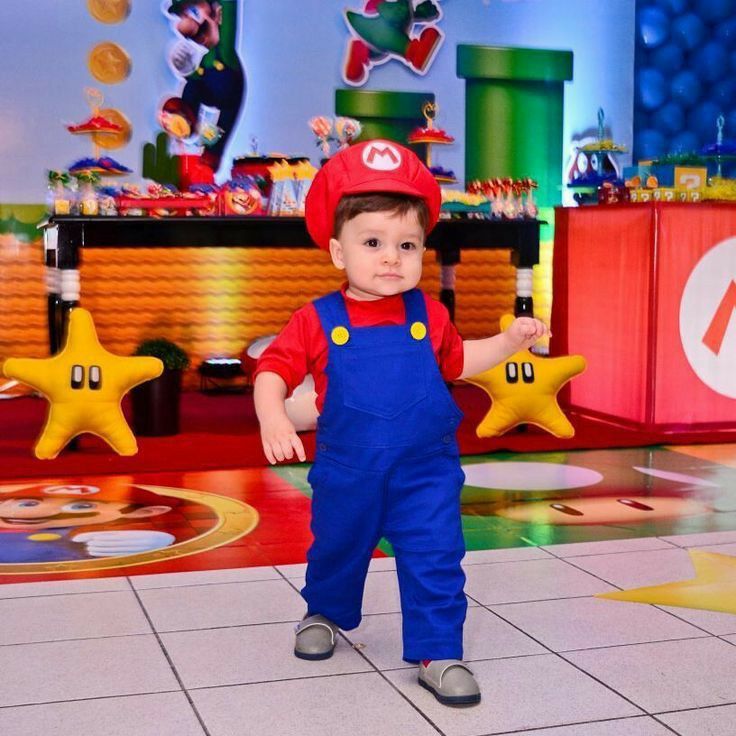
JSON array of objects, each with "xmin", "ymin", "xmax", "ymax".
[
  {"xmin": 312, "ymin": 290, "xmax": 351, "ymax": 338},
  {"xmin": 402, "ymin": 288, "xmax": 428, "ymax": 325}
]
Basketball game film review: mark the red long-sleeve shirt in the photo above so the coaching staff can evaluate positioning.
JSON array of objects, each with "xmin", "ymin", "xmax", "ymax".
[{"xmin": 254, "ymin": 284, "xmax": 465, "ymax": 413}]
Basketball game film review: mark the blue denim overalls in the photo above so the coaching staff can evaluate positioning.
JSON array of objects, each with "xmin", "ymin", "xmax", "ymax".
[{"xmin": 303, "ymin": 288, "xmax": 467, "ymax": 662}]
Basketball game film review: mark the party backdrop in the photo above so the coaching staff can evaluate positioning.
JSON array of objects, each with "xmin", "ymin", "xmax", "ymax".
[
  {"xmin": 0, "ymin": 0, "xmax": 635, "ymax": 204},
  {"xmin": 0, "ymin": 0, "xmax": 636, "ymax": 384}
]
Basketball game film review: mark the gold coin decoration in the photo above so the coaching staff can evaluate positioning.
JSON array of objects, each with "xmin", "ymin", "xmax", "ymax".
[
  {"xmin": 92, "ymin": 108, "xmax": 132, "ymax": 149},
  {"xmin": 88, "ymin": 42, "xmax": 131, "ymax": 84},
  {"xmin": 87, "ymin": 0, "xmax": 131, "ymax": 24}
]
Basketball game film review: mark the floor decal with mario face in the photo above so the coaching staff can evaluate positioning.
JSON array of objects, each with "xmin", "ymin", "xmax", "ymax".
[
  {"xmin": 0, "ymin": 467, "xmax": 308, "ymax": 581},
  {"xmin": 2, "ymin": 444, "xmax": 735, "ymax": 582}
]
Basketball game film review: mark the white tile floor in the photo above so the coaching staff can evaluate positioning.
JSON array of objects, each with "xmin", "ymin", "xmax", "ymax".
[{"xmin": 1, "ymin": 534, "xmax": 736, "ymax": 735}]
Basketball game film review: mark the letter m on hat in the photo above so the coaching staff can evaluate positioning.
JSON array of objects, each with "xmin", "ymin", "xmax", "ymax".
[{"xmin": 362, "ymin": 142, "xmax": 402, "ymax": 171}]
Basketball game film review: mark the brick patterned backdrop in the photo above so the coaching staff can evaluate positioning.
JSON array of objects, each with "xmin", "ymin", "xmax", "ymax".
[{"xmin": 1, "ymin": 236, "xmax": 552, "ymax": 390}]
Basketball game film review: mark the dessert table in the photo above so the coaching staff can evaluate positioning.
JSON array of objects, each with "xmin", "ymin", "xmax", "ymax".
[{"xmin": 43, "ymin": 215, "xmax": 542, "ymax": 353}]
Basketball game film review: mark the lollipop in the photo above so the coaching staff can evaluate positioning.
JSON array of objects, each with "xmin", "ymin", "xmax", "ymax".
[
  {"xmin": 334, "ymin": 117, "xmax": 362, "ymax": 149},
  {"xmin": 522, "ymin": 178, "xmax": 539, "ymax": 218},
  {"xmin": 309, "ymin": 116, "xmax": 334, "ymax": 157}
]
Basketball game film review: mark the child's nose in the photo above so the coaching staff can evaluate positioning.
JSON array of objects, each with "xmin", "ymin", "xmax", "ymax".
[{"xmin": 382, "ymin": 245, "xmax": 401, "ymax": 264}]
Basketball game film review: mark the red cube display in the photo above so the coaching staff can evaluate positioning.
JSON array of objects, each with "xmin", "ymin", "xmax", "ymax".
[{"xmin": 552, "ymin": 202, "xmax": 736, "ymax": 431}]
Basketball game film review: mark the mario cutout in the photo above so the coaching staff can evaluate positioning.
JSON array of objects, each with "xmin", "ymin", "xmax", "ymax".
[
  {"xmin": 463, "ymin": 314, "xmax": 586, "ymax": 438},
  {"xmin": 2, "ymin": 308, "xmax": 162, "ymax": 459},
  {"xmin": 0, "ymin": 480, "xmax": 258, "ymax": 574},
  {"xmin": 342, "ymin": 0, "xmax": 445, "ymax": 86}
]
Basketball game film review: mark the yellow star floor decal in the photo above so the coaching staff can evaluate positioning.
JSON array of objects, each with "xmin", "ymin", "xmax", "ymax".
[
  {"xmin": 463, "ymin": 314, "xmax": 586, "ymax": 438},
  {"xmin": 3, "ymin": 308, "xmax": 162, "ymax": 459},
  {"xmin": 597, "ymin": 550, "xmax": 736, "ymax": 615}
]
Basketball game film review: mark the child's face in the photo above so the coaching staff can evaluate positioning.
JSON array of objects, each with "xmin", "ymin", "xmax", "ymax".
[{"xmin": 329, "ymin": 209, "xmax": 425, "ymax": 301}]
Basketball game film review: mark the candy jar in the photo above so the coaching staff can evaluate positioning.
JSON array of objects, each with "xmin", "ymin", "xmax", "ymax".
[
  {"xmin": 47, "ymin": 170, "xmax": 73, "ymax": 215},
  {"xmin": 75, "ymin": 171, "xmax": 101, "ymax": 215},
  {"xmin": 97, "ymin": 186, "xmax": 119, "ymax": 216}
]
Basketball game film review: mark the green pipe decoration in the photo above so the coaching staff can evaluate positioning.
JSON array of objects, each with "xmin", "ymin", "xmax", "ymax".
[
  {"xmin": 457, "ymin": 45, "xmax": 573, "ymax": 209},
  {"xmin": 335, "ymin": 89, "xmax": 433, "ymax": 157}
]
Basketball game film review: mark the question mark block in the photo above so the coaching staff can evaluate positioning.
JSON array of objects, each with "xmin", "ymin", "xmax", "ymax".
[{"xmin": 674, "ymin": 167, "xmax": 707, "ymax": 191}]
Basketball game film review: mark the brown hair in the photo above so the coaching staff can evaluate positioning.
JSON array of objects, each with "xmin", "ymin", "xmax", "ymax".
[{"xmin": 333, "ymin": 193, "xmax": 429, "ymax": 240}]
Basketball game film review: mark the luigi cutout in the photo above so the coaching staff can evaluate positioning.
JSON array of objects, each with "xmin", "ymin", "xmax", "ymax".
[{"xmin": 165, "ymin": 0, "xmax": 246, "ymax": 176}]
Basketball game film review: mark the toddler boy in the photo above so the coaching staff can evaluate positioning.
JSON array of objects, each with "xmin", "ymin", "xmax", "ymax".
[{"xmin": 255, "ymin": 139, "xmax": 547, "ymax": 706}]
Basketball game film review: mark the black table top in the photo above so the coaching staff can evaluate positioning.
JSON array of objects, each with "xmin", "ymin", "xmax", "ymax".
[{"xmin": 46, "ymin": 215, "xmax": 541, "ymax": 267}]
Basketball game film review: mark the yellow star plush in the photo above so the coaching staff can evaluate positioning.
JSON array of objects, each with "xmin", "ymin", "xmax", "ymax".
[
  {"xmin": 597, "ymin": 550, "xmax": 736, "ymax": 615},
  {"xmin": 3, "ymin": 308, "xmax": 163, "ymax": 459},
  {"xmin": 463, "ymin": 314, "xmax": 586, "ymax": 438}
]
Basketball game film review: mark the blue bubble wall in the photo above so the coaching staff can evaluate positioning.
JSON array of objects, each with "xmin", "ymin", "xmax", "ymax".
[{"xmin": 634, "ymin": 0, "xmax": 736, "ymax": 161}]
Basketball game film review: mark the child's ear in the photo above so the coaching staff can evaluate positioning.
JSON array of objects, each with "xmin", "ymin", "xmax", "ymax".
[{"xmin": 329, "ymin": 238, "xmax": 346, "ymax": 270}]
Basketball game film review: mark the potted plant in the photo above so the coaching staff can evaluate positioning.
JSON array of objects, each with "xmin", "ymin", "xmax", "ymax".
[{"xmin": 130, "ymin": 338, "xmax": 190, "ymax": 436}]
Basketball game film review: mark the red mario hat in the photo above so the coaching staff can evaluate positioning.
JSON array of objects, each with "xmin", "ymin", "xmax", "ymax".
[{"xmin": 305, "ymin": 139, "xmax": 441, "ymax": 250}]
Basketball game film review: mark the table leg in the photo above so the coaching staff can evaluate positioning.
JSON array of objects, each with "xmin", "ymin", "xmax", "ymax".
[
  {"xmin": 46, "ymin": 223, "xmax": 82, "ymax": 453},
  {"xmin": 439, "ymin": 264, "xmax": 457, "ymax": 322},
  {"xmin": 436, "ymin": 243, "xmax": 461, "ymax": 322},
  {"xmin": 58, "ymin": 270, "xmax": 81, "ymax": 342},
  {"xmin": 514, "ymin": 266, "xmax": 534, "ymax": 318},
  {"xmin": 43, "ymin": 225, "xmax": 61, "ymax": 354},
  {"xmin": 56, "ymin": 222, "xmax": 82, "ymax": 346}
]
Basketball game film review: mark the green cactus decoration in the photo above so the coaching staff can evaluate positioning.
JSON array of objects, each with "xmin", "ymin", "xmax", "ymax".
[{"xmin": 142, "ymin": 132, "xmax": 180, "ymax": 187}]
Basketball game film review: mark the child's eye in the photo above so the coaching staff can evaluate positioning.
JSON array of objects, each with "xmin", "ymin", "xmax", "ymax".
[
  {"xmin": 364, "ymin": 238, "xmax": 379, "ymax": 248},
  {"xmin": 400, "ymin": 242, "xmax": 417, "ymax": 251}
]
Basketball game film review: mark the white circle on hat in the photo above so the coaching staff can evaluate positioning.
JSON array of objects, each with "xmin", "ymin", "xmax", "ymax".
[{"xmin": 361, "ymin": 141, "xmax": 402, "ymax": 171}]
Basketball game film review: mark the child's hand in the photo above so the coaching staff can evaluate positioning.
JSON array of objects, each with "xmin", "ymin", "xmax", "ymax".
[
  {"xmin": 505, "ymin": 316, "xmax": 550, "ymax": 351},
  {"xmin": 260, "ymin": 415, "xmax": 307, "ymax": 465}
]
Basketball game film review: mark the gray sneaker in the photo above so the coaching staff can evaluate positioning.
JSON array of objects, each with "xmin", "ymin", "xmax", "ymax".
[
  {"xmin": 418, "ymin": 660, "xmax": 481, "ymax": 706},
  {"xmin": 294, "ymin": 614, "xmax": 340, "ymax": 660}
]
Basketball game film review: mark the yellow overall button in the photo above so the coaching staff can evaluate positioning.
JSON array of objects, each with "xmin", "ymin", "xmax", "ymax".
[
  {"xmin": 27, "ymin": 533, "xmax": 62, "ymax": 542},
  {"xmin": 331, "ymin": 326, "xmax": 350, "ymax": 345},
  {"xmin": 410, "ymin": 321, "xmax": 427, "ymax": 340}
]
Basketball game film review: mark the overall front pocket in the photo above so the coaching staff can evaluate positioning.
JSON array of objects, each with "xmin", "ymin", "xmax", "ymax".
[{"xmin": 339, "ymin": 345, "xmax": 427, "ymax": 420}]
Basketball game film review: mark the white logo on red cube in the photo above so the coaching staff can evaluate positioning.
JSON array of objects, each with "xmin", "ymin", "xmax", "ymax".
[{"xmin": 680, "ymin": 237, "xmax": 736, "ymax": 398}]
